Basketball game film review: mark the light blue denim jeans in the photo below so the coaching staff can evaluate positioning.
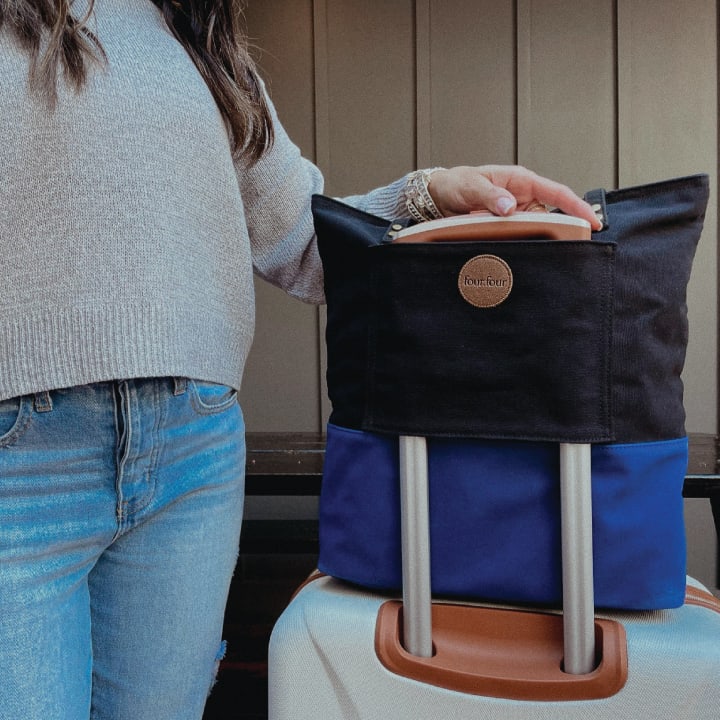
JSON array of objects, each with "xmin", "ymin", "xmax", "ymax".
[{"xmin": 0, "ymin": 378, "xmax": 246, "ymax": 720}]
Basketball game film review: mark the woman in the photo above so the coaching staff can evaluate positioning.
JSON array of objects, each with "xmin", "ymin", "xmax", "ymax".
[{"xmin": 0, "ymin": 2, "xmax": 601, "ymax": 718}]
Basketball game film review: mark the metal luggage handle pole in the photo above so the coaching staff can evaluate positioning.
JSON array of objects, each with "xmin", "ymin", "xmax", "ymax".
[
  {"xmin": 560, "ymin": 443, "xmax": 596, "ymax": 675},
  {"xmin": 399, "ymin": 436, "xmax": 597, "ymax": 673},
  {"xmin": 399, "ymin": 435, "xmax": 434, "ymax": 658}
]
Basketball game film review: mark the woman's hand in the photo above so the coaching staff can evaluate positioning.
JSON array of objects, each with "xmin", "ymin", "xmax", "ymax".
[{"xmin": 428, "ymin": 165, "xmax": 603, "ymax": 231}]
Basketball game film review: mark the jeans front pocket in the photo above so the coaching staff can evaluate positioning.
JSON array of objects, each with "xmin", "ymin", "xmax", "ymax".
[
  {"xmin": 0, "ymin": 395, "xmax": 31, "ymax": 447},
  {"xmin": 188, "ymin": 380, "xmax": 238, "ymax": 416}
]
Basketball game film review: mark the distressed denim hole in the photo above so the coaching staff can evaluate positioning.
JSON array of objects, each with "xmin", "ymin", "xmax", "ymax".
[{"xmin": 208, "ymin": 639, "xmax": 228, "ymax": 696}]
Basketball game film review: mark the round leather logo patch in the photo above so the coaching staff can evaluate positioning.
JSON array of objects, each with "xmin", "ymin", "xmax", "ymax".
[{"xmin": 458, "ymin": 255, "xmax": 513, "ymax": 308}]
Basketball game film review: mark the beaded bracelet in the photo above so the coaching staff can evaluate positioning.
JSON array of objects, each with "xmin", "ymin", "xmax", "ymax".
[{"xmin": 404, "ymin": 167, "xmax": 445, "ymax": 222}]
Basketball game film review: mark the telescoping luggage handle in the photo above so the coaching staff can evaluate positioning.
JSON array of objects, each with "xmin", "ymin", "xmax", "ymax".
[
  {"xmin": 399, "ymin": 438, "xmax": 595, "ymax": 675},
  {"xmin": 394, "ymin": 211, "xmax": 596, "ymax": 675}
]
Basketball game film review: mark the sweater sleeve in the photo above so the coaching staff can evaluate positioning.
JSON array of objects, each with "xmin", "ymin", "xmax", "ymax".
[
  {"xmin": 339, "ymin": 173, "xmax": 411, "ymax": 220},
  {"xmin": 236, "ymin": 107, "xmax": 326, "ymax": 304},
  {"xmin": 237, "ymin": 88, "xmax": 411, "ymax": 305}
]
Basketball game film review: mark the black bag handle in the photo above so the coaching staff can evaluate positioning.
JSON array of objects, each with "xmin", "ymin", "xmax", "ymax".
[{"xmin": 584, "ymin": 187, "xmax": 609, "ymax": 230}]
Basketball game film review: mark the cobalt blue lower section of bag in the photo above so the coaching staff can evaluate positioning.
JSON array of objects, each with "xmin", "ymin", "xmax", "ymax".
[{"xmin": 318, "ymin": 423, "xmax": 688, "ymax": 610}]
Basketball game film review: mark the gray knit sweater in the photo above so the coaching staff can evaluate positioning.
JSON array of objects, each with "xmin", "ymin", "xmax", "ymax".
[{"xmin": 0, "ymin": 0, "xmax": 408, "ymax": 401}]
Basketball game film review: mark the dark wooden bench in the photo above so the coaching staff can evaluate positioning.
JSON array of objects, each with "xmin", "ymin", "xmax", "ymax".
[
  {"xmin": 682, "ymin": 433, "xmax": 720, "ymax": 583},
  {"xmin": 240, "ymin": 432, "xmax": 324, "ymax": 555}
]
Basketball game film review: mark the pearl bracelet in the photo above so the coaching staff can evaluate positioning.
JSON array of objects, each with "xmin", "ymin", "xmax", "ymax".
[{"xmin": 405, "ymin": 167, "xmax": 444, "ymax": 222}]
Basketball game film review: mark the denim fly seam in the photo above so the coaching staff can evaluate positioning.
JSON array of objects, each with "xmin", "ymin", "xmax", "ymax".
[{"xmin": 112, "ymin": 380, "xmax": 162, "ymax": 537}]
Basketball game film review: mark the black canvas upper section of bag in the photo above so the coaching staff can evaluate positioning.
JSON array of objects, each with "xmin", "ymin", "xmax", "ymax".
[
  {"xmin": 591, "ymin": 174, "xmax": 709, "ymax": 441},
  {"xmin": 313, "ymin": 174, "xmax": 709, "ymax": 443}
]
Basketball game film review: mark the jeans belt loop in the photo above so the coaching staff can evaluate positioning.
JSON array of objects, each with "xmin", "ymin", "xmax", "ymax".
[
  {"xmin": 33, "ymin": 390, "xmax": 53, "ymax": 413},
  {"xmin": 173, "ymin": 377, "xmax": 188, "ymax": 396}
]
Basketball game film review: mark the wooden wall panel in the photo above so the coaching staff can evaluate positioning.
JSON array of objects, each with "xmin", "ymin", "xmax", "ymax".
[
  {"xmin": 618, "ymin": 0, "xmax": 718, "ymax": 434},
  {"xmin": 320, "ymin": 0, "xmax": 416, "ymax": 195},
  {"xmin": 243, "ymin": 0, "xmax": 316, "ymax": 156},
  {"xmin": 240, "ymin": 1, "xmax": 322, "ymax": 431},
  {"xmin": 424, "ymin": 0, "xmax": 516, "ymax": 168},
  {"xmin": 517, "ymin": 0, "xmax": 616, "ymax": 194},
  {"xmin": 617, "ymin": 1, "xmax": 716, "ymax": 184}
]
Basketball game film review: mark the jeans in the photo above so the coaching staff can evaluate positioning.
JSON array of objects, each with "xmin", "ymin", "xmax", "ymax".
[{"xmin": 0, "ymin": 378, "xmax": 246, "ymax": 720}]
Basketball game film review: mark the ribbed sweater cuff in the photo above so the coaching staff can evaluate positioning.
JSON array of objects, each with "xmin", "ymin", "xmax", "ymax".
[{"xmin": 0, "ymin": 302, "xmax": 252, "ymax": 401}]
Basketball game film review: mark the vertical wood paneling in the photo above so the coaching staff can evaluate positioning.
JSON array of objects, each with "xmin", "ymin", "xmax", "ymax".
[
  {"xmin": 426, "ymin": 0, "xmax": 516, "ymax": 168},
  {"xmin": 617, "ymin": 1, "xmax": 717, "ymax": 185},
  {"xmin": 415, "ymin": 0, "xmax": 432, "ymax": 168},
  {"xmin": 313, "ymin": 0, "xmax": 332, "ymax": 426},
  {"xmin": 517, "ymin": 0, "xmax": 616, "ymax": 193},
  {"xmin": 618, "ymin": 0, "xmax": 718, "ymax": 434},
  {"xmin": 312, "ymin": 0, "xmax": 331, "ymax": 176},
  {"xmin": 243, "ymin": 1, "xmax": 316, "ymax": 156},
  {"xmin": 241, "ymin": 1, "xmax": 322, "ymax": 431},
  {"xmin": 322, "ymin": 0, "xmax": 416, "ymax": 195}
]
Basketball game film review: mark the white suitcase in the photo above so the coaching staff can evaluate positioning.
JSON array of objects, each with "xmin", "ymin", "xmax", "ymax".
[{"xmin": 268, "ymin": 438, "xmax": 720, "ymax": 719}]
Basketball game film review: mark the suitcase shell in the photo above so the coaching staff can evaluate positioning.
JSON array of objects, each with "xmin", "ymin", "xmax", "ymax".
[{"xmin": 268, "ymin": 574, "xmax": 720, "ymax": 719}]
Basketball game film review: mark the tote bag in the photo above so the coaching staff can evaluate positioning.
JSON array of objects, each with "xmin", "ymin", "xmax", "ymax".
[{"xmin": 314, "ymin": 173, "xmax": 709, "ymax": 610}]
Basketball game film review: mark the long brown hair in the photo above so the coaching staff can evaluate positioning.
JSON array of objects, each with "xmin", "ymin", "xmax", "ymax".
[{"xmin": 0, "ymin": 0, "xmax": 273, "ymax": 161}]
